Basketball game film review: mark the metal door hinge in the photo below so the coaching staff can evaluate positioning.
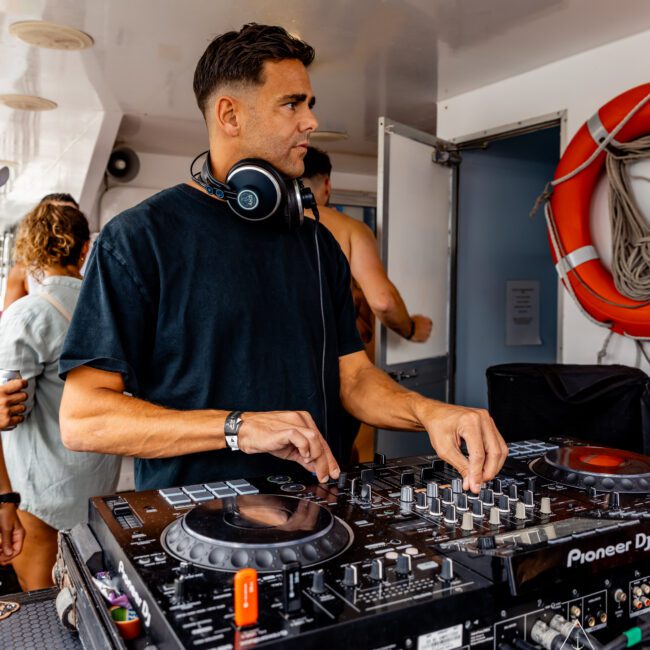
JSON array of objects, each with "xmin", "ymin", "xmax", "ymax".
[{"xmin": 431, "ymin": 145, "xmax": 461, "ymax": 167}]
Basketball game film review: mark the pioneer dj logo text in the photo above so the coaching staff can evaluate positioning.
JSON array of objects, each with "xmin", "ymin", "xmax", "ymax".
[
  {"xmin": 118, "ymin": 560, "xmax": 152, "ymax": 627},
  {"xmin": 566, "ymin": 533, "xmax": 650, "ymax": 567}
]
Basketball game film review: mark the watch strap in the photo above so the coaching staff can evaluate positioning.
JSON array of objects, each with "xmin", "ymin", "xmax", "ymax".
[{"xmin": 224, "ymin": 411, "xmax": 243, "ymax": 451}]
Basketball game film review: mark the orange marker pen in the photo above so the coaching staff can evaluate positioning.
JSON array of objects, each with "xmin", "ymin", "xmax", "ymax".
[{"xmin": 234, "ymin": 568, "xmax": 258, "ymax": 627}]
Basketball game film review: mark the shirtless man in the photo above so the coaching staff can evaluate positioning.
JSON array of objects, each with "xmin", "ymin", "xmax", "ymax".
[{"xmin": 302, "ymin": 146, "xmax": 432, "ymax": 346}]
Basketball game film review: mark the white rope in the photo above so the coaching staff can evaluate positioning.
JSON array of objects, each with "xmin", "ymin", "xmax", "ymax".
[
  {"xmin": 597, "ymin": 329, "xmax": 615, "ymax": 364},
  {"xmin": 529, "ymin": 92, "xmax": 650, "ymax": 218},
  {"xmin": 606, "ymin": 135, "xmax": 650, "ymax": 300},
  {"xmin": 554, "ymin": 92, "xmax": 650, "ymax": 187}
]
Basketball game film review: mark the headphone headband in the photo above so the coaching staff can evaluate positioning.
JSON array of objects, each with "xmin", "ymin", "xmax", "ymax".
[{"xmin": 190, "ymin": 150, "xmax": 316, "ymax": 230}]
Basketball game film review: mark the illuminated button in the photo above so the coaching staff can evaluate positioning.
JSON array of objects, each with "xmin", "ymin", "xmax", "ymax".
[{"xmin": 404, "ymin": 547, "xmax": 418, "ymax": 556}]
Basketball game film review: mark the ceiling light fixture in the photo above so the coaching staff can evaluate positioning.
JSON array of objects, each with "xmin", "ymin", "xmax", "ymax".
[
  {"xmin": 0, "ymin": 94, "xmax": 57, "ymax": 111},
  {"xmin": 9, "ymin": 20, "xmax": 93, "ymax": 50},
  {"xmin": 310, "ymin": 130, "xmax": 349, "ymax": 142}
]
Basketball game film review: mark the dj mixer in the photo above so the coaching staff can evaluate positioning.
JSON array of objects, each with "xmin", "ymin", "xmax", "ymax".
[{"xmin": 58, "ymin": 436, "xmax": 650, "ymax": 649}]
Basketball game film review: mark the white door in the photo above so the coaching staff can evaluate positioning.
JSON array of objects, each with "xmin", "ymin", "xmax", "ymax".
[{"xmin": 375, "ymin": 118, "xmax": 457, "ymax": 457}]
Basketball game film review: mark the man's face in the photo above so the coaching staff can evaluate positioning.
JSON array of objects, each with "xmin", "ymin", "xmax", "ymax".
[{"xmin": 237, "ymin": 59, "xmax": 318, "ymax": 178}]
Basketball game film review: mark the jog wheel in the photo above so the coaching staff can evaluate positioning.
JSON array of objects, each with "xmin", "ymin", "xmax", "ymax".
[
  {"xmin": 530, "ymin": 445, "xmax": 650, "ymax": 493},
  {"xmin": 162, "ymin": 494, "xmax": 352, "ymax": 572}
]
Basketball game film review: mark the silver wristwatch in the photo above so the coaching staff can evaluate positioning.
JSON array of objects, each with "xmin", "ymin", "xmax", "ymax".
[{"xmin": 224, "ymin": 411, "xmax": 243, "ymax": 451}]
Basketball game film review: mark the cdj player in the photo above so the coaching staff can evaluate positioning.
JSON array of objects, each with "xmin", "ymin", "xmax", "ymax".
[{"xmin": 57, "ymin": 436, "xmax": 650, "ymax": 650}]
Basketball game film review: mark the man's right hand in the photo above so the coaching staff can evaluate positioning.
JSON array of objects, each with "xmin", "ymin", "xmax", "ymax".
[
  {"xmin": 410, "ymin": 314, "xmax": 433, "ymax": 342},
  {"xmin": 0, "ymin": 503, "xmax": 25, "ymax": 564},
  {"xmin": 237, "ymin": 411, "xmax": 340, "ymax": 483},
  {"xmin": 0, "ymin": 379, "xmax": 28, "ymax": 430}
]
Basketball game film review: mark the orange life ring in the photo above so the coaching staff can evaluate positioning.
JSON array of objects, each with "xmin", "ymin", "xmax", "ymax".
[{"xmin": 548, "ymin": 83, "xmax": 650, "ymax": 337}]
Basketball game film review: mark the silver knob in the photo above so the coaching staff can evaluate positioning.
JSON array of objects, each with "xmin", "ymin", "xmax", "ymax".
[
  {"xmin": 440, "ymin": 557, "xmax": 454, "ymax": 581},
  {"xmin": 426, "ymin": 481, "xmax": 439, "ymax": 501},
  {"xmin": 451, "ymin": 478, "xmax": 463, "ymax": 494},
  {"xmin": 360, "ymin": 483, "xmax": 372, "ymax": 504},
  {"xmin": 343, "ymin": 564, "xmax": 358, "ymax": 587},
  {"xmin": 369, "ymin": 558, "xmax": 384, "ymax": 582},
  {"xmin": 396, "ymin": 554, "xmax": 412, "ymax": 576},
  {"xmin": 311, "ymin": 569, "xmax": 326, "ymax": 594},
  {"xmin": 400, "ymin": 485, "xmax": 414, "ymax": 503}
]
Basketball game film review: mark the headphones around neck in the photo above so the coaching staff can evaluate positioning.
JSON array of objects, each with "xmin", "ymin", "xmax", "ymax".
[{"xmin": 190, "ymin": 151, "xmax": 317, "ymax": 230}]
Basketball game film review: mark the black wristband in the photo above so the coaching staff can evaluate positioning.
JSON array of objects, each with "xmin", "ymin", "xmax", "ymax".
[
  {"xmin": 0, "ymin": 492, "xmax": 20, "ymax": 506},
  {"xmin": 405, "ymin": 318, "xmax": 416, "ymax": 340}
]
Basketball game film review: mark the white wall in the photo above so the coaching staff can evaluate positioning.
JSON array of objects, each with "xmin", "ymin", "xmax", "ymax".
[{"xmin": 437, "ymin": 29, "xmax": 650, "ymax": 373}]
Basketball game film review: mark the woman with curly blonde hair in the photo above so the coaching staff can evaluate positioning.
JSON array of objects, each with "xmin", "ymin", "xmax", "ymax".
[{"xmin": 0, "ymin": 202, "xmax": 120, "ymax": 590}]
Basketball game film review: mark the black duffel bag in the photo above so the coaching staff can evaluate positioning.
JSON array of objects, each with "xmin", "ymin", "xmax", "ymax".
[{"xmin": 486, "ymin": 363, "xmax": 650, "ymax": 454}]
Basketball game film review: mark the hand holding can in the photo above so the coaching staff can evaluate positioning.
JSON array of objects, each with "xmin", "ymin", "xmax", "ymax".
[{"xmin": 0, "ymin": 371, "xmax": 27, "ymax": 431}]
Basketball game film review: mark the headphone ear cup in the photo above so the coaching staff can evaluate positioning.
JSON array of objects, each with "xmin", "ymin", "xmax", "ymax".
[
  {"xmin": 226, "ymin": 160, "xmax": 285, "ymax": 223},
  {"xmin": 285, "ymin": 179, "xmax": 305, "ymax": 230}
]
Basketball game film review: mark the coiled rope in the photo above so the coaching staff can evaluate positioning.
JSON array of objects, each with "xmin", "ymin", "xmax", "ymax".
[{"xmin": 607, "ymin": 135, "xmax": 650, "ymax": 301}]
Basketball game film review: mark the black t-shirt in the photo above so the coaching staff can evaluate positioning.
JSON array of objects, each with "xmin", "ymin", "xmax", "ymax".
[{"xmin": 60, "ymin": 184, "xmax": 363, "ymax": 490}]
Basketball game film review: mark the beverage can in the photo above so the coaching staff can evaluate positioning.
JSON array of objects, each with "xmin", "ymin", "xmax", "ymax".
[
  {"xmin": 0, "ymin": 370, "xmax": 22, "ymax": 430},
  {"xmin": 0, "ymin": 369, "xmax": 21, "ymax": 385}
]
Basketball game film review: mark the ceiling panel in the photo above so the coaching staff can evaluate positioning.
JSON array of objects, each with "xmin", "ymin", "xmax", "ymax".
[{"xmin": 1, "ymin": 0, "xmax": 649, "ymax": 227}]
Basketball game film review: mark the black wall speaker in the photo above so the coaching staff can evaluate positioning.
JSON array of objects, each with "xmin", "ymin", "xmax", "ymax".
[
  {"xmin": 0, "ymin": 166, "xmax": 10, "ymax": 189},
  {"xmin": 107, "ymin": 147, "xmax": 140, "ymax": 183}
]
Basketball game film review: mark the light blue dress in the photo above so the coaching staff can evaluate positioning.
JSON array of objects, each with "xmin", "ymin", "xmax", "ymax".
[{"xmin": 0, "ymin": 275, "xmax": 120, "ymax": 530}]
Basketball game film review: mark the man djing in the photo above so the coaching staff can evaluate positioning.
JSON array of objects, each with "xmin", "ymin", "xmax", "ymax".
[{"xmin": 59, "ymin": 23, "xmax": 508, "ymax": 494}]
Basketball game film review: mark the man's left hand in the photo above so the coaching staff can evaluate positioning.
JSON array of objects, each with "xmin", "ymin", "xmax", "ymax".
[{"xmin": 416, "ymin": 401, "xmax": 508, "ymax": 494}]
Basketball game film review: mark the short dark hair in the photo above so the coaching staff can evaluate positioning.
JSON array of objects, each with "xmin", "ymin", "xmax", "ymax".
[
  {"xmin": 193, "ymin": 23, "xmax": 315, "ymax": 116},
  {"xmin": 40, "ymin": 193, "xmax": 78, "ymax": 207},
  {"xmin": 302, "ymin": 146, "xmax": 332, "ymax": 179}
]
